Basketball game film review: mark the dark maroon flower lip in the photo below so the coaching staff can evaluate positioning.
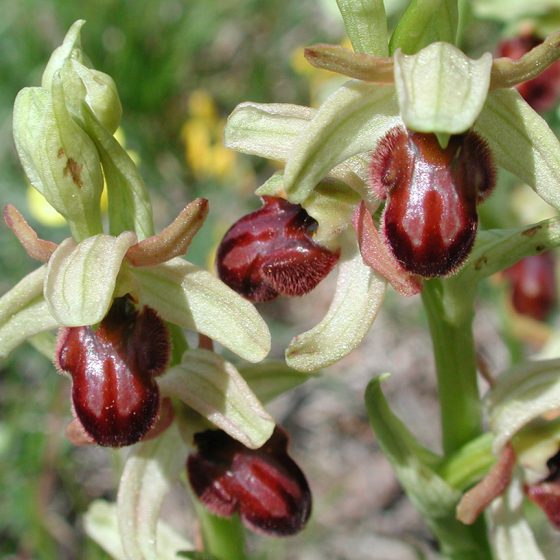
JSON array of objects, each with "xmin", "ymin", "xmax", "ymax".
[
  {"xmin": 369, "ymin": 127, "xmax": 495, "ymax": 278},
  {"xmin": 187, "ymin": 426, "xmax": 312, "ymax": 536},
  {"xmin": 216, "ymin": 196, "xmax": 339, "ymax": 302},
  {"xmin": 55, "ymin": 295, "xmax": 171, "ymax": 447},
  {"xmin": 504, "ymin": 252, "xmax": 556, "ymax": 322}
]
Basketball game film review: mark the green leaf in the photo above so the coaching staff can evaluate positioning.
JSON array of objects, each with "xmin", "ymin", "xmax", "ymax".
[
  {"xmin": 84, "ymin": 499, "xmax": 193, "ymax": 560},
  {"xmin": 283, "ymin": 80, "xmax": 399, "ymax": 203},
  {"xmin": 177, "ymin": 552, "xmax": 220, "ymax": 560},
  {"xmin": 240, "ymin": 360, "xmax": 315, "ymax": 403},
  {"xmin": 488, "ymin": 477, "xmax": 545, "ymax": 560},
  {"xmin": 41, "ymin": 20, "xmax": 85, "ymax": 89},
  {"xmin": 336, "ymin": 0, "xmax": 388, "ymax": 56},
  {"xmin": 131, "ymin": 258, "xmax": 270, "ymax": 363},
  {"xmin": 285, "ymin": 233, "xmax": 386, "ymax": 372},
  {"xmin": 394, "ymin": 42, "xmax": 492, "ymax": 134},
  {"xmin": 82, "ymin": 105, "xmax": 154, "ymax": 239},
  {"xmin": 485, "ymin": 358, "xmax": 560, "ymax": 453},
  {"xmin": 44, "ymin": 232, "xmax": 136, "ymax": 326},
  {"xmin": 225, "ymin": 102, "xmax": 315, "ymax": 161},
  {"xmin": 447, "ymin": 218, "xmax": 560, "ymax": 299},
  {"xmin": 0, "ymin": 266, "xmax": 59, "ymax": 358},
  {"xmin": 159, "ymin": 349, "xmax": 274, "ymax": 448},
  {"xmin": 13, "ymin": 84, "xmax": 104, "ymax": 241},
  {"xmin": 475, "ymin": 89, "xmax": 560, "ymax": 212},
  {"xmin": 365, "ymin": 375, "xmax": 491, "ymax": 558},
  {"xmin": 389, "ymin": 0, "xmax": 458, "ymax": 54},
  {"xmin": 116, "ymin": 425, "xmax": 188, "ymax": 560}
]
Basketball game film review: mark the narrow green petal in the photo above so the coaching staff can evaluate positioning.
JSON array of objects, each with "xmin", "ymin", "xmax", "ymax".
[
  {"xmin": 475, "ymin": 89, "xmax": 560, "ymax": 212},
  {"xmin": 240, "ymin": 360, "xmax": 316, "ymax": 403},
  {"xmin": 159, "ymin": 349, "xmax": 275, "ymax": 449},
  {"xmin": 85, "ymin": 500, "xmax": 193, "ymax": 560},
  {"xmin": 224, "ymin": 102, "xmax": 315, "ymax": 161},
  {"xmin": 44, "ymin": 232, "xmax": 136, "ymax": 326},
  {"xmin": 485, "ymin": 358, "xmax": 560, "ymax": 453},
  {"xmin": 132, "ymin": 258, "xmax": 270, "ymax": 363},
  {"xmin": 0, "ymin": 266, "xmax": 59, "ymax": 358},
  {"xmin": 394, "ymin": 42, "xmax": 492, "ymax": 134},
  {"xmin": 389, "ymin": 0, "xmax": 458, "ymax": 54},
  {"xmin": 116, "ymin": 425, "xmax": 188, "ymax": 560},
  {"xmin": 488, "ymin": 477, "xmax": 545, "ymax": 560},
  {"xmin": 286, "ymin": 234, "xmax": 386, "ymax": 372},
  {"xmin": 336, "ymin": 0, "xmax": 388, "ymax": 56},
  {"xmin": 82, "ymin": 105, "xmax": 154, "ymax": 239},
  {"xmin": 283, "ymin": 81, "xmax": 399, "ymax": 203}
]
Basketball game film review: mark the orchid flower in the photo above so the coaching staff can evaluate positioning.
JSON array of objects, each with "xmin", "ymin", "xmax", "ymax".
[{"xmin": 223, "ymin": 1, "xmax": 560, "ymax": 373}]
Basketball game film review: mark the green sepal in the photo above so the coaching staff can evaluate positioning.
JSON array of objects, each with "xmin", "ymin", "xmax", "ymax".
[
  {"xmin": 225, "ymin": 102, "xmax": 315, "ymax": 161},
  {"xmin": 41, "ymin": 20, "xmax": 85, "ymax": 89},
  {"xmin": 389, "ymin": 0, "xmax": 459, "ymax": 55},
  {"xmin": 60, "ymin": 58, "xmax": 122, "ymax": 134},
  {"xmin": 475, "ymin": 89, "xmax": 560, "ymax": 212},
  {"xmin": 446, "ymin": 217, "xmax": 560, "ymax": 301},
  {"xmin": 286, "ymin": 233, "xmax": 386, "ymax": 372},
  {"xmin": 283, "ymin": 80, "xmax": 399, "ymax": 203},
  {"xmin": 485, "ymin": 358, "xmax": 560, "ymax": 453},
  {"xmin": 240, "ymin": 360, "xmax": 316, "ymax": 403},
  {"xmin": 116, "ymin": 425, "xmax": 187, "ymax": 560},
  {"xmin": 82, "ymin": 104, "xmax": 154, "ymax": 239},
  {"xmin": 84, "ymin": 499, "xmax": 193, "ymax": 560},
  {"xmin": 394, "ymin": 42, "xmax": 492, "ymax": 134},
  {"xmin": 131, "ymin": 258, "xmax": 270, "ymax": 363},
  {"xmin": 0, "ymin": 266, "xmax": 59, "ymax": 358},
  {"xmin": 335, "ymin": 0, "xmax": 388, "ymax": 56},
  {"xmin": 159, "ymin": 349, "xmax": 274, "ymax": 449},
  {"xmin": 13, "ymin": 83, "xmax": 104, "ymax": 241},
  {"xmin": 44, "ymin": 232, "xmax": 136, "ymax": 327},
  {"xmin": 365, "ymin": 375, "xmax": 491, "ymax": 559}
]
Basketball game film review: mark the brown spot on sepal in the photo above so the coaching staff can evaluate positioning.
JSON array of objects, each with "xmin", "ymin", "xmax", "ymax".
[{"xmin": 63, "ymin": 158, "xmax": 83, "ymax": 188}]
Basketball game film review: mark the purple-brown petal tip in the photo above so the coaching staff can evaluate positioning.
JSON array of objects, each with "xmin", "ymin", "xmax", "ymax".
[{"xmin": 187, "ymin": 427, "xmax": 312, "ymax": 536}]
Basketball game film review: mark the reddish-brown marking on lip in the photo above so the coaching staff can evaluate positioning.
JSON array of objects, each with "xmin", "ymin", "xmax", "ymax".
[
  {"xmin": 370, "ymin": 127, "xmax": 495, "ymax": 277},
  {"xmin": 217, "ymin": 196, "xmax": 339, "ymax": 302},
  {"xmin": 56, "ymin": 296, "xmax": 170, "ymax": 447},
  {"xmin": 187, "ymin": 427, "xmax": 312, "ymax": 536}
]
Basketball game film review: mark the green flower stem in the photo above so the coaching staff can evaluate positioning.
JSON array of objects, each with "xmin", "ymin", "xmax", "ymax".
[
  {"xmin": 194, "ymin": 502, "xmax": 247, "ymax": 560},
  {"xmin": 422, "ymin": 278, "xmax": 482, "ymax": 455},
  {"xmin": 422, "ymin": 279, "xmax": 492, "ymax": 557}
]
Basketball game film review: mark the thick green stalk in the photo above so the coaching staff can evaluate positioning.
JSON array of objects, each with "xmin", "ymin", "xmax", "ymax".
[
  {"xmin": 422, "ymin": 279, "xmax": 482, "ymax": 455},
  {"xmin": 195, "ymin": 502, "xmax": 247, "ymax": 560},
  {"xmin": 422, "ymin": 278, "xmax": 492, "ymax": 557}
]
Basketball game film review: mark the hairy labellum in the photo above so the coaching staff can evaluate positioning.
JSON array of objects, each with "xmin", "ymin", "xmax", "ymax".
[
  {"xmin": 497, "ymin": 35, "xmax": 560, "ymax": 112},
  {"xmin": 504, "ymin": 252, "xmax": 556, "ymax": 321},
  {"xmin": 216, "ymin": 196, "xmax": 339, "ymax": 302},
  {"xmin": 56, "ymin": 296, "xmax": 170, "ymax": 447},
  {"xmin": 370, "ymin": 127, "xmax": 495, "ymax": 277},
  {"xmin": 187, "ymin": 427, "xmax": 312, "ymax": 536},
  {"xmin": 526, "ymin": 449, "xmax": 560, "ymax": 529}
]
